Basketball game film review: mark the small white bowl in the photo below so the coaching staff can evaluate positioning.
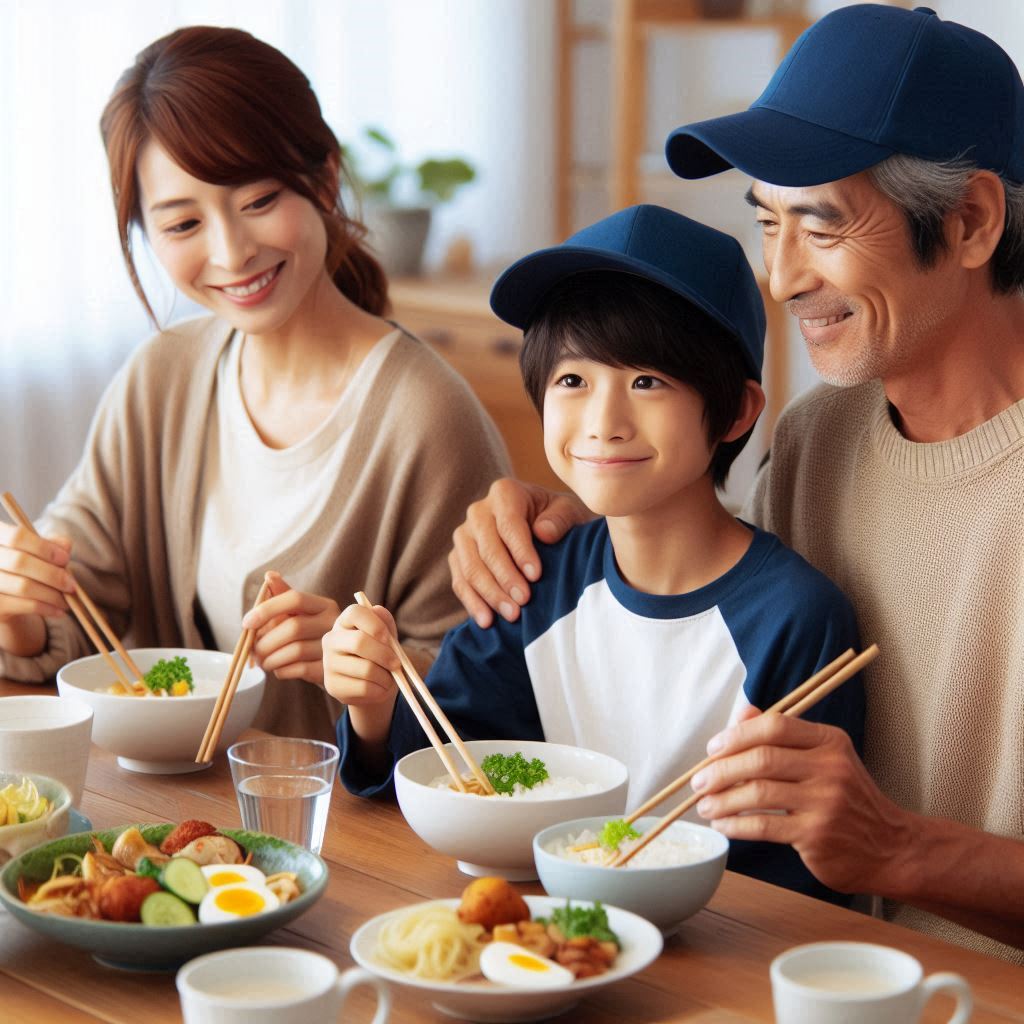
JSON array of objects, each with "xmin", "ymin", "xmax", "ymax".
[
  {"xmin": 0, "ymin": 771, "xmax": 72, "ymax": 866},
  {"xmin": 57, "ymin": 648, "xmax": 264, "ymax": 775},
  {"xmin": 533, "ymin": 814, "xmax": 728, "ymax": 935},
  {"xmin": 0, "ymin": 695, "xmax": 93, "ymax": 806},
  {"xmin": 394, "ymin": 739, "xmax": 628, "ymax": 881}
]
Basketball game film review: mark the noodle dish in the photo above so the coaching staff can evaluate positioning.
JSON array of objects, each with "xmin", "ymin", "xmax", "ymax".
[{"xmin": 351, "ymin": 881, "xmax": 662, "ymax": 1023}]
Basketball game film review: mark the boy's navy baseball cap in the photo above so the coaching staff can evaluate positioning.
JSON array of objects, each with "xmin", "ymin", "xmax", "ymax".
[
  {"xmin": 490, "ymin": 204, "xmax": 764, "ymax": 380},
  {"xmin": 666, "ymin": 4, "xmax": 1024, "ymax": 187}
]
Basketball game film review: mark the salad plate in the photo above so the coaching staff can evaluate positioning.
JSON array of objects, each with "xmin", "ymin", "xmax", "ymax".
[{"xmin": 0, "ymin": 822, "xmax": 327, "ymax": 970}]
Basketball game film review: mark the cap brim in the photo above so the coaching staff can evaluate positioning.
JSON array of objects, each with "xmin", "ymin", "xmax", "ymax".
[
  {"xmin": 490, "ymin": 247, "xmax": 734, "ymax": 340},
  {"xmin": 666, "ymin": 106, "xmax": 894, "ymax": 186}
]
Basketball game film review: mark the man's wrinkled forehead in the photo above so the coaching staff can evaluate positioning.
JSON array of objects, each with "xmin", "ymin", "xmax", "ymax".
[{"xmin": 745, "ymin": 174, "xmax": 885, "ymax": 221}]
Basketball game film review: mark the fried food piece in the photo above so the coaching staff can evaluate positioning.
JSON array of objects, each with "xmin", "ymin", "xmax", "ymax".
[
  {"xmin": 553, "ymin": 936, "xmax": 618, "ymax": 979},
  {"xmin": 98, "ymin": 874, "xmax": 161, "ymax": 923},
  {"xmin": 492, "ymin": 919, "xmax": 556, "ymax": 958},
  {"xmin": 111, "ymin": 827, "xmax": 167, "ymax": 870},
  {"xmin": 160, "ymin": 819, "xmax": 219, "ymax": 855},
  {"xmin": 456, "ymin": 876, "xmax": 530, "ymax": 932},
  {"xmin": 175, "ymin": 834, "xmax": 243, "ymax": 865}
]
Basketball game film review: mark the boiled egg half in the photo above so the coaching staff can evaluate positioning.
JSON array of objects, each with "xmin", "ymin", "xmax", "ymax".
[
  {"xmin": 480, "ymin": 941, "xmax": 574, "ymax": 988},
  {"xmin": 199, "ymin": 863, "xmax": 267, "ymax": 889},
  {"xmin": 197, "ymin": 881, "xmax": 279, "ymax": 923}
]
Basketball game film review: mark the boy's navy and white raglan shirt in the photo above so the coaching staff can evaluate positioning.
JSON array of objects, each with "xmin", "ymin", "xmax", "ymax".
[{"xmin": 339, "ymin": 519, "xmax": 864, "ymax": 905}]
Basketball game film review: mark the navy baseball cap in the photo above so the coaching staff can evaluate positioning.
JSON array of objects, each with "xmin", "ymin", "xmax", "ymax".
[
  {"xmin": 490, "ymin": 204, "xmax": 764, "ymax": 380},
  {"xmin": 666, "ymin": 4, "xmax": 1024, "ymax": 187}
]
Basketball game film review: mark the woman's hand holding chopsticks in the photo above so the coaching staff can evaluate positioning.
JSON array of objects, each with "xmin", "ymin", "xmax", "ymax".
[
  {"xmin": 0, "ymin": 519, "xmax": 75, "ymax": 657},
  {"xmin": 240, "ymin": 570, "xmax": 340, "ymax": 687}
]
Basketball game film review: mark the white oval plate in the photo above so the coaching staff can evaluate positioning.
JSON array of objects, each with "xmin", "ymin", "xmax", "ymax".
[{"xmin": 350, "ymin": 894, "xmax": 663, "ymax": 1023}]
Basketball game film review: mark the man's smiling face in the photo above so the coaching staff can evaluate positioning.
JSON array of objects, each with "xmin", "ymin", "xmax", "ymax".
[{"xmin": 749, "ymin": 171, "xmax": 964, "ymax": 387}]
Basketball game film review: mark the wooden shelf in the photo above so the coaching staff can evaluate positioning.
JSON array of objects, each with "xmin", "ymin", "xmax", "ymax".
[
  {"xmin": 389, "ymin": 273, "xmax": 564, "ymax": 492},
  {"xmin": 554, "ymin": 0, "xmax": 809, "ymax": 440}
]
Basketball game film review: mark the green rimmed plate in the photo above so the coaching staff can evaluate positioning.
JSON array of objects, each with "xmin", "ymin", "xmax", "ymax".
[{"xmin": 0, "ymin": 823, "xmax": 327, "ymax": 970}]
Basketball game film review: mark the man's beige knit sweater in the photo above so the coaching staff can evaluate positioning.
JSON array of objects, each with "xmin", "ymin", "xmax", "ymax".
[
  {"xmin": 1, "ymin": 316, "xmax": 511, "ymax": 742},
  {"xmin": 747, "ymin": 380, "xmax": 1024, "ymax": 962}
]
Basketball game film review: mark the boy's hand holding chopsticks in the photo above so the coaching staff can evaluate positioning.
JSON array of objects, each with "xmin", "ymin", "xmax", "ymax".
[
  {"xmin": 322, "ymin": 600, "xmax": 403, "ymax": 748},
  {"xmin": 324, "ymin": 593, "xmax": 494, "ymax": 794}
]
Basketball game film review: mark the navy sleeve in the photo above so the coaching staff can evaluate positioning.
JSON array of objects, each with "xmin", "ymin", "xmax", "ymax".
[{"xmin": 337, "ymin": 613, "xmax": 544, "ymax": 797}]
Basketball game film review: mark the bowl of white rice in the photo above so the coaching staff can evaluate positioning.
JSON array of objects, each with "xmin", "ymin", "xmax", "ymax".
[
  {"xmin": 533, "ymin": 815, "xmax": 728, "ymax": 935},
  {"xmin": 394, "ymin": 740, "xmax": 628, "ymax": 881}
]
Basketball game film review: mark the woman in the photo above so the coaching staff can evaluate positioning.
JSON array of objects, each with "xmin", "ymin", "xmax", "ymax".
[{"xmin": 0, "ymin": 27, "xmax": 509, "ymax": 742}]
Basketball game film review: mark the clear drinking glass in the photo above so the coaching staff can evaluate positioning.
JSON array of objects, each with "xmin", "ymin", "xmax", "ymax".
[{"xmin": 227, "ymin": 738, "xmax": 339, "ymax": 855}]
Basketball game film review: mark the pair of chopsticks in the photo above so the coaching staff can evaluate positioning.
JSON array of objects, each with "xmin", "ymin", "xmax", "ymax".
[
  {"xmin": 611, "ymin": 644, "xmax": 879, "ymax": 867},
  {"xmin": 196, "ymin": 578, "xmax": 271, "ymax": 763},
  {"xmin": 354, "ymin": 591, "xmax": 496, "ymax": 795},
  {"xmin": 1, "ymin": 491, "xmax": 147, "ymax": 694}
]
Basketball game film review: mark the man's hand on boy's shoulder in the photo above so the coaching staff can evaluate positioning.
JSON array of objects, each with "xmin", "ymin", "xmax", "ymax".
[{"xmin": 449, "ymin": 478, "xmax": 593, "ymax": 629}]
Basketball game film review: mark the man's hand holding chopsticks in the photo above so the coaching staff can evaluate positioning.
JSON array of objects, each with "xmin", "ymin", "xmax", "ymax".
[{"xmin": 689, "ymin": 712, "xmax": 912, "ymax": 897}]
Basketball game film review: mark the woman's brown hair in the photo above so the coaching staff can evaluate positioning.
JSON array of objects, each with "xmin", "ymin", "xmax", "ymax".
[{"xmin": 100, "ymin": 26, "xmax": 388, "ymax": 322}]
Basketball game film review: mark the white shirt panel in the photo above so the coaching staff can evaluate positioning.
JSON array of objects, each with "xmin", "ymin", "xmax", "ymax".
[{"xmin": 524, "ymin": 578, "xmax": 752, "ymax": 809}]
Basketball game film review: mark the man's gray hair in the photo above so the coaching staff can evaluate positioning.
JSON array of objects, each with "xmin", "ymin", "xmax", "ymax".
[{"xmin": 868, "ymin": 153, "xmax": 1024, "ymax": 294}]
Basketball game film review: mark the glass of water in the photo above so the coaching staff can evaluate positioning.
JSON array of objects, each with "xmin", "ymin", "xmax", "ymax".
[{"xmin": 227, "ymin": 738, "xmax": 339, "ymax": 855}]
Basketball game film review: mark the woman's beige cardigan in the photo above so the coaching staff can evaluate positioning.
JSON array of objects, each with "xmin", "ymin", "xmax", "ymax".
[{"xmin": 2, "ymin": 316, "xmax": 511, "ymax": 741}]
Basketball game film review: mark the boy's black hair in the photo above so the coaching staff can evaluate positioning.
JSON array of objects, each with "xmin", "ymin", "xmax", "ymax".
[{"xmin": 519, "ymin": 270, "xmax": 756, "ymax": 488}]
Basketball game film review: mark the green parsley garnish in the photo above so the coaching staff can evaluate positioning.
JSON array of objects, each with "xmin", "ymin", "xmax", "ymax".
[
  {"xmin": 599, "ymin": 818, "xmax": 640, "ymax": 851},
  {"xmin": 481, "ymin": 752, "xmax": 549, "ymax": 794},
  {"xmin": 143, "ymin": 656, "xmax": 193, "ymax": 694},
  {"xmin": 538, "ymin": 900, "xmax": 620, "ymax": 947}
]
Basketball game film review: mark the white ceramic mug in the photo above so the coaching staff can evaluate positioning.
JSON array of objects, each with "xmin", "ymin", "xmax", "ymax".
[
  {"xmin": 0, "ymin": 695, "xmax": 93, "ymax": 807},
  {"xmin": 771, "ymin": 941, "xmax": 972, "ymax": 1023},
  {"xmin": 176, "ymin": 947, "xmax": 390, "ymax": 1024}
]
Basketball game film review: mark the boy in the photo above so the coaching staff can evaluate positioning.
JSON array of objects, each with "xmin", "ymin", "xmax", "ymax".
[{"xmin": 324, "ymin": 205, "xmax": 864, "ymax": 904}]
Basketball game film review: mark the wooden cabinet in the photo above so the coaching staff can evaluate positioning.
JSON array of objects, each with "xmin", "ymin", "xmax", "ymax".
[{"xmin": 388, "ymin": 273, "xmax": 564, "ymax": 491}]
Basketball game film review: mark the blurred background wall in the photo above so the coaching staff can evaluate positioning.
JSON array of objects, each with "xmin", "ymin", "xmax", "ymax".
[{"xmin": 2, "ymin": 0, "xmax": 1021, "ymax": 517}]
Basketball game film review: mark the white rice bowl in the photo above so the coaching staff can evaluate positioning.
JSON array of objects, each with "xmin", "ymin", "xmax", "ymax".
[
  {"xmin": 533, "ymin": 815, "xmax": 728, "ymax": 935},
  {"xmin": 546, "ymin": 827, "xmax": 715, "ymax": 869},
  {"xmin": 428, "ymin": 773, "xmax": 604, "ymax": 801},
  {"xmin": 395, "ymin": 740, "xmax": 628, "ymax": 881}
]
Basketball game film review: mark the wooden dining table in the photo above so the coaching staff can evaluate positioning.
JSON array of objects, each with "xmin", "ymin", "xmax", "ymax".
[{"xmin": 3, "ymin": 677, "xmax": 1024, "ymax": 1024}]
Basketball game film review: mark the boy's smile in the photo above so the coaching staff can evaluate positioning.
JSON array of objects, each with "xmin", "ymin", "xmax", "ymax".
[{"xmin": 543, "ymin": 358, "xmax": 714, "ymax": 521}]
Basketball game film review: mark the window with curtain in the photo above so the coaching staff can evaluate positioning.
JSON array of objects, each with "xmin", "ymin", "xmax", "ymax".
[{"xmin": 0, "ymin": 0, "xmax": 555, "ymax": 517}]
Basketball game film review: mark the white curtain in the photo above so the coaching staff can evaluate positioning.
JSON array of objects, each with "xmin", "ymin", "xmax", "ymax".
[{"xmin": 0, "ymin": 0, "xmax": 555, "ymax": 517}]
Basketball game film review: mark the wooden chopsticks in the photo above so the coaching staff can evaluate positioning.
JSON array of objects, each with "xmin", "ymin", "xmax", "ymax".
[
  {"xmin": 196, "ymin": 578, "xmax": 271, "ymax": 764},
  {"xmin": 611, "ymin": 643, "xmax": 879, "ymax": 868},
  {"xmin": 354, "ymin": 591, "xmax": 495, "ymax": 795},
  {"xmin": 1, "ymin": 491, "xmax": 146, "ymax": 693}
]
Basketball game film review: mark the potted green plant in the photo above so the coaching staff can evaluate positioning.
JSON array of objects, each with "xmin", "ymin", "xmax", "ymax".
[{"xmin": 342, "ymin": 127, "xmax": 476, "ymax": 277}]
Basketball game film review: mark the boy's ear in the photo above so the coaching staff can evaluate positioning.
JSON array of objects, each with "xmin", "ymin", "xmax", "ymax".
[{"xmin": 720, "ymin": 381, "xmax": 765, "ymax": 442}]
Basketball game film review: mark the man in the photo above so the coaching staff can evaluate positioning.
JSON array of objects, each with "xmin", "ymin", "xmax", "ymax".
[{"xmin": 447, "ymin": 5, "xmax": 1024, "ymax": 960}]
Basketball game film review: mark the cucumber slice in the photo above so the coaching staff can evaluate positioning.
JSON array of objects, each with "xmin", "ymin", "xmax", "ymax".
[
  {"xmin": 140, "ymin": 890, "xmax": 196, "ymax": 926},
  {"xmin": 160, "ymin": 857, "xmax": 209, "ymax": 905}
]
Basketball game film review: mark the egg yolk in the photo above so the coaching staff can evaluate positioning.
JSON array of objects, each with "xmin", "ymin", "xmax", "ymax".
[
  {"xmin": 214, "ymin": 888, "xmax": 266, "ymax": 916},
  {"xmin": 207, "ymin": 870, "xmax": 247, "ymax": 887},
  {"xmin": 509, "ymin": 953, "xmax": 550, "ymax": 972}
]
